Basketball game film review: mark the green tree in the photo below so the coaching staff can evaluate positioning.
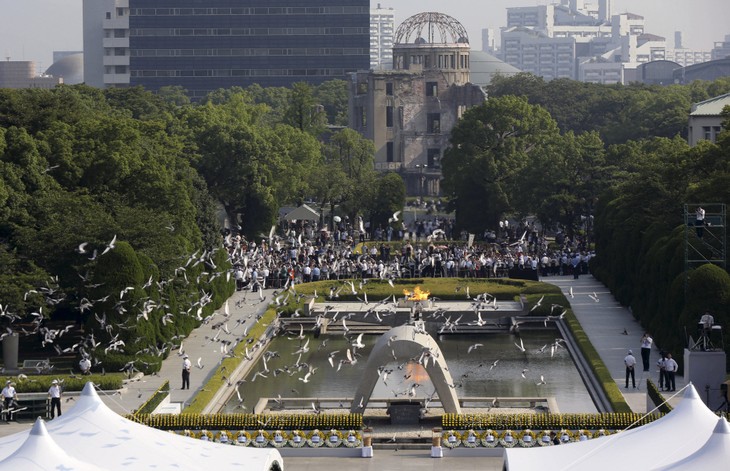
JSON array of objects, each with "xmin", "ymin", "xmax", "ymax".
[
  {"xmin": 369, "ymin": 172, "xmax": 406, "ymax": 230},
  {"xmin": 441, "ymin": 95, "xmax": 560, "ymax": 232},
  {"xmin": 284, "ymin": 82, "xmax": 327, "ymax": 136}
]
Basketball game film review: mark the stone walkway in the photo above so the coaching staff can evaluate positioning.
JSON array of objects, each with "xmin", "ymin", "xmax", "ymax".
[{"xmin": 545, "ymin": 274, "xmax": 684, "ymax": 412}]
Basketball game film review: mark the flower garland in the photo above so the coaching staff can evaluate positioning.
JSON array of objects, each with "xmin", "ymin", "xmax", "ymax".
[
  {"xmin": 325, "ymin": 429, "xmax": 343, "ymax": 447},
  {"xmin": 538, "ymin": 430, "xmax": 553, "ymax": 446},
  {"xmin": 270, "ymin": 430, "xmax": 288, "ymax": 448},
  {"xmin": 307, "ymin": 429, "xmax": 325, "ymax": 448},
  {"xmin": 500, "ymin": 430, "xmax": 516, "ymax": 448},
  {"xmin": 559, "ymin": 429, "xmax": 573, "ymax": 443},
  {"xmin": 216, "ymin": 430, "xmax": 230, "ymax": 444},
  {"xmin": 182, "ymin": 429, "xmax": 193, "ymax": 439},
  {"xmin": 518, "ymin": 429, "xmax": 537, "ymax": 448},
  {"xmin": 443, "ymin": 430, "xmax": 461, "ymax": 448},
  {"xmin": 462, "ymin": 429, "xmax": 479, "ymax": 448},
  {"xmin": 289, "ymin": 430, "xmax": 306, "ymax": 448},
  {"xmin": 481, "ymin": 429, "xmax": 499, "ymax": 448},
  {"xmin": 592, "ymin": 429, "xmax": 610, "ymax": 439},
  {"xmin": 236, "ymin": 431, "xmax": 251, "ymax": 446},
  {"xmin": 253, "ymin": 430, "xmax": 270, "ymax": 448},
  {"xmin": 199, "ymin": 430, "xmax": 213, "ymax": 441},
  {"xmin": 577, "ymin": 429, "xmax": 591, "ymax": 442},
  {"xmin": 344, "ymin": 430, "xmax": 361, "ymax": 448}
]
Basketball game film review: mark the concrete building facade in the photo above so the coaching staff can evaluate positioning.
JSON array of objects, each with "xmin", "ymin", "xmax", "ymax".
[
  {"xmin": 687, "ymin": 93, "xmax": 730, "ymax": 147},
  {"xmin": 370, "ymin": 4, "xmax": 395, "ymax": 70},
  {"xmin": 0, "ymin": 61, "xmax": 62, "ymax": 89},
  {"xmin": 83, "ymin": 0, "xmax": 370, "ymax": 98},
  {"xmin": 348, "ymin": 12, "xmax": 485, "ymax": 196}
]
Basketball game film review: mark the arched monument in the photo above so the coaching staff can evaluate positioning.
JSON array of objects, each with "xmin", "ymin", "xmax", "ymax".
[{"xmin": 350, "ymin": 322, "xmax": 462, "ymax": 414}]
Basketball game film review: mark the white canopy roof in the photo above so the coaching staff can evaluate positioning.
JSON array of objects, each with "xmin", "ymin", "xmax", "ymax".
[
  {"xmin": 504, "ymin": 384, "xmax": 721, "ymax": 470},
  {"xmin": 657, "ymin": 417, "xmax": 730, "ymax": 470},
  {"xmin": 0, "ymin": 383, "xmax": 283, "ymax": 470}
]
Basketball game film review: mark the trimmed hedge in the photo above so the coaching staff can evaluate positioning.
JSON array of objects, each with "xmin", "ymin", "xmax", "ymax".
[
  {"xmin": 134, "ymin": 380, "xmax": 170, "ymax": 416},
  {"xmin": 7, "ymin": 374, "xmax": 124, "ymax": 393},
  {"xmin": 442, "ymin": 412, "xmax": 658, "ymax": 430},
  {"xmin": 131, "ymin": 412, "xmax": 362, "ymax": 431}
]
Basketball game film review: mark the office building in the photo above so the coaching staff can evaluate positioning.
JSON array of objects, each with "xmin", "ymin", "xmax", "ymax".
[
  {"xmin": 84, "ymin": 0, "xmax": 370, "ymax": 98},
  {"xmin": 0, "ymin": 61, "xmax": 62, "ymax": 89},
  {"xmin": 370, "ymin": 4, "xmax": 395, "ymax": 70},
  {"xmin": 688, "ymin": 93, "xmax": 730, "ymax": 146}
]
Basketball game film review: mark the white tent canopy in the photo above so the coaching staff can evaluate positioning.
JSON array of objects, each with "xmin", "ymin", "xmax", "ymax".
[
  {"xmin": 0, "ymin": 383, "xmax": 283, "ymax": 470},
  {"xmin": 283, "ymin": 204, "xmax": 320, "ymax": 222},
  {"xmin": 657, "ymin": 417, "xmax": 730, "ymax": 470},
  {"xmin": 504, "ymin": 384, "xmax": 723, "ymax": 470}
]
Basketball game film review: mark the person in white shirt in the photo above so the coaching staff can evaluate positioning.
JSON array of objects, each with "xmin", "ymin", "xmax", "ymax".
[
  {"xmin": 664, "ymin": 353, "xmax": 678, "ymax": 391},
  {"xmin": 48, "ymin": 379, "xmax": 62, "ymax": 418},
  {"xmin": 695, "ymin": 206, "xmax": 706, "ymax": 238},
  {"xmin": 624, "ymin": 350, "xmax": 637, "ymax": 389},
  {"xmin": 657, "ymin": 352, "xmax": 667, "ymax": 391},
  {"xmin": 640, "ymin": 332, "xmax": 653, "ymax": 371},
  {"xmin": 182, "ymin": 354, "xmax": 192, "ymax": 390},
  {"xmin": 2, "ymin": 381, "xmax": 18, "ymax": 422}
]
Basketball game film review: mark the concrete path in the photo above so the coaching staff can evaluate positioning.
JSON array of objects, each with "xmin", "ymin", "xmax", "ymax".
[
  {"xmin": 545, "ymin": 274, "xmax": 684, "ymax": 412},
  {"xmin": 98, "ymin": 287, "xmax": 276, "ymax": 416}
]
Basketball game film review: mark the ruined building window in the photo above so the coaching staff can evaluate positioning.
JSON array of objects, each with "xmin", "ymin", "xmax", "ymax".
[
  {"xmin": 386, "ymin": 106, "xmax": 393, "ymax": 128},
  {"xmin": 426, "ymin": 81, "xmax": 438, "ymax": 97},
  {"xmin": 386, "ymin": 142, "xmax": 394, "ymax": 162},
  {"xmin": 427, "ymin": 113, "xmax": 441, "ymax": 134},
  {"xmin": 428, "ymin": 148, "xmax": 441, "ymax": 168},
  {"xmin": 386, "ymin": 82, "xmax": 393, "ymax": 96}
]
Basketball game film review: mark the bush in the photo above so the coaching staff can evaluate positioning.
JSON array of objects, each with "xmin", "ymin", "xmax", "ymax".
[{"xmin": 9, "ymin": 374, "xmax": 124, "ymax": 393}]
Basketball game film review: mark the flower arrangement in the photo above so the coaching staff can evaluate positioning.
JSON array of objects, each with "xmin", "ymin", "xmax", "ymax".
[
  {"xmin": 199, "ymin": 430, "xmax": 213, "ymax": 441},
  {"xmin": 253, "ymin": 430, "xmax": 270, "ymax": 448},
  {"xmin": 443, "ymin": 430, "xmax": 461, "ymax": 448},
  {"xmin": 289, "ymin": 430, "xmax": 306, "ymax": 448},
  {"xmin": 592, "ymin": 429, "xmax": 610, "ymax": 439},
  {"xmin": 577, "ymin": 429, "xmax": 591, "ymax": 442},
  {"xmin": 559, "ymin": 429, "xmax": 573, "ymax": 443},
  {"xmin": 344, "ymin": 430, "xmax": 361, "ymax": 448},
  {"xmin": 182, "ymin": 429, "xmax": 193, "ymax": 438},
  {"xmin": 462, "ymin": 429, "xmax": 479, "ymax": 448},
  {"xmin": 500, "ymin": 430, "xmax": 516, "ymax": 448},
  {"xmin": 136, "ymin": 412, "xmax": 364, "ymax": 431},
  {"xmin": 538, "ymin": 430, "xmax": 553, "ymax": 446},
  {"xmin": 270, "ymin": 430, "xmax": 288, "ymax": 448},
  {"xmin": 307, "ymin": 429, "xmax": 325, "ymax": 448},
  {"xmin": 236, "ymin": 430, "xmax": 251, "ymax": 446},
  {"xmin": 481, "ymin": 430, "xmax": 499, "ymax": 448},
  {"xmin": 518, "ymin": 429, "xmax": 537, "ymax": 448},
  {"xmin": 216, "ymin": 430, "xmax": 230, "ymax": 444},
  {"xmin": 325, "ymin": 429, "xmax": 343, "ymax": 447}
]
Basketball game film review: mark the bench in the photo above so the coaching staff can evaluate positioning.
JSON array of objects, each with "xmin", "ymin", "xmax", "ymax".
[
  {"xmin": 21, "ymin": 359, "xmax": 53, "ymax": 374},
  {"xmin": 2, "ymin": 393, "xmax": 49, "ymax": 421}
]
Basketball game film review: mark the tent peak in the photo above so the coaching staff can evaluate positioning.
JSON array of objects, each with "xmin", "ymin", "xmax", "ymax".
[
  {"xmin": 81, "ymin": 381, "xmax": 100, "ymax": 398},
  {"xmin": 683, "ymin": 383, "xmax": 700, "ymax": 400},
  {"xmin": 29, "ymin": 417, "xmax": 48, "ymax": 436},
  {"xmin": 712, "ymin": 417, "xmax": 730, "ymax": 434}
]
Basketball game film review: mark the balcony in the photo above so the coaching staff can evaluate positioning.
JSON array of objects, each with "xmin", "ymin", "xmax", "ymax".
[
  {"xmin": 103, "ymin": 55, "xmax": 130, "ymax": 66},
  {"xmin": 103, "ymin": 37, "xmax": 129, "ymax": 48},
  {"xmin": 103, "ymin": 73, "xmax": 131, "ymax": 85},
  {"xmin": 103, "ymin": 17, "xmax": 129, "ymax": 30}
]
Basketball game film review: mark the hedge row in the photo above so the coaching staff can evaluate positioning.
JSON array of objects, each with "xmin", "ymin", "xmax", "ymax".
[
  {"xmin": 134, "ymin": 380, "xmax": 170, "ymax": 416},
  {"xmin": 8, "ymin": 374, "xmax": 124, "ymax": 393},
  {"xmin": 131, "ymin": 412, "xmax": 362, "ymax": 431}
]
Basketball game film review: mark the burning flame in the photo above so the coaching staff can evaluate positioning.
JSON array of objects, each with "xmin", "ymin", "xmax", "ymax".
[{"xmin": 403, "ymin": 286, "xmax": 430, "ymax": 301}]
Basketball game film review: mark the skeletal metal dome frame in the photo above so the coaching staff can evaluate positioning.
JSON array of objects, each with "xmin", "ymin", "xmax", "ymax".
[{"xmin": 394, "ymin": 12, "xmax": 469, "ymax": 45}]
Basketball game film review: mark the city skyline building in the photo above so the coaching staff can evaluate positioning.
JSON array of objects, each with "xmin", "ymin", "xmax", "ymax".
[
  {"xmin": 83, "ymin": 0, "xmax": 370, "ymax": 98},
  {"xmin": 0, "ymin": 60, "xmax": 62, "ymax": 89},
  {"xmin": 370, "ymin": 4, "xmax": 395, "ymax": 70}
]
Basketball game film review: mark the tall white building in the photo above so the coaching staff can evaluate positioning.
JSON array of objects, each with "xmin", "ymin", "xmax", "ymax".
[
  {"xmin": 82, "ymin": 0, "xmax": 130, "ymax": 88},
  {"xmin": 370, "ymin": 4, "xmax": 395, "ymax": 70},
  {"xmin": 711, "ymin": 34, "xmax": 730, "ymax": 60}
]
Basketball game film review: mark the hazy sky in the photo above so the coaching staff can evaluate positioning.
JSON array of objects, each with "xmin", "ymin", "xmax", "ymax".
[{"xmin": 0, "ymin": 0, "xmax": 728, "ymax": 71}]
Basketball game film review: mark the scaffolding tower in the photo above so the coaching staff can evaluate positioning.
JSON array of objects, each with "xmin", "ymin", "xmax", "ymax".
[{"xmin": 684, "ymin": 203, "xmax": 727, "ymax": 290}]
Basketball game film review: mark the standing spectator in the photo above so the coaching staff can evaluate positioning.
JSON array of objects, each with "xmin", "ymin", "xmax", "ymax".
[
  {"xmin": 640, "ymin": 332, "xmax": 653, "ymax": 372},
  {"xmin": 182, "ymin": 354, "xmax": 192, "ymax": 390},
  {"xmin": 624, "ymin": 350, "xmax": 636, "ymax": 389},
  {"xmin": 571, "ymin": 253, "xmax": 581, "ymax": 279},
  {"xmin": 2, "ymin": 381, "xmax": 18, "ymax": 422},
  {"xmin": 48, "ymin": 379, "xmax": 62, "ymax": 419},
  {"xmin": 664, "ymin": 353, "xmax": 678, "ymax": 391},
  {"xmin": 695, "ymin": 206, "xmax": 705, "ymax": 238},
  {"xmin": 657, "ymin": 351, "xmax": 667, "ymax": 391}
]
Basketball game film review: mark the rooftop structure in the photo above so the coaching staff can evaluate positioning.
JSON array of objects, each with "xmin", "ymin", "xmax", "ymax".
[
  {"xmin": 0, "ymin": 61, "xmax": 62, "ymax": 89},
  {"xmin": 688, "ymin": 93, "xmax": 730, "ymax": 146}
]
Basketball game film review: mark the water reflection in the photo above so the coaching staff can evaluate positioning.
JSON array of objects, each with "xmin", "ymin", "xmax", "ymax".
[{"xmin": 226, "ymin": 329, "xmax": 596, "ymax": 413}]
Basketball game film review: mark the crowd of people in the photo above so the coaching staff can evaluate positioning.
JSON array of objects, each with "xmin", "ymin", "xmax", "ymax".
[{"xmin": 226, "ymin": 216, "xmax": 594, "ymax": 291}]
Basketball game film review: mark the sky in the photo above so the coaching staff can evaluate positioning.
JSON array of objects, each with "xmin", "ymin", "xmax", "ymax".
[{"xmin": 0, "ymin": 0, "xmax": 728, "ymax": 71}]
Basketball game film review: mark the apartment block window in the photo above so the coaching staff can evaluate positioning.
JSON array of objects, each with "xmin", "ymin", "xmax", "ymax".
[
  {"xmin": 427, "ymin": 113, "xmax": 441, "ymax": 134},
  {"xmin": 117, "ymin": 8, "xmax": 125, "ymax": 16},
  {"xmin": 106, "ymin": 12, "xmax": 111, "ymax": 20},
  {"xmin": 426, "ymin": 81, "xmax": 438, "ymax": 97},
  {"xmin": 386, "ymin": 106, "xmax": 393, "ymax": 128},
  {"xmin": 386, "ymin": 142, "xmax": 394, "ymax": 162},
  {"xmin": 703, "ymin": 126, "xmax": 712, "ymax": 140},
  {"xmin": 386, "ymin": 82, "xmax": 393, "ymax": 96}
]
